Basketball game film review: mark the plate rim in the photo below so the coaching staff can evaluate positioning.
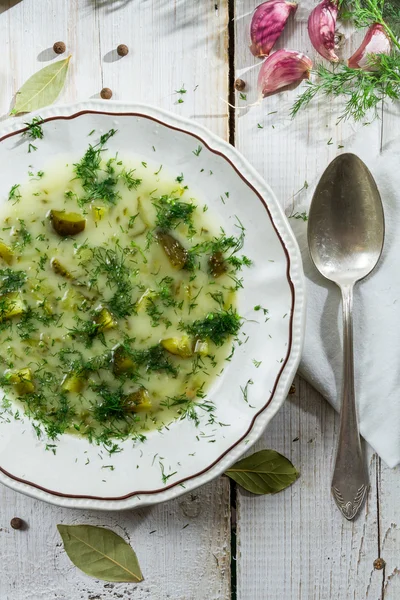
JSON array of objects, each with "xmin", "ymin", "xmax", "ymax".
[{"xmin": 0, "ymin": 100, "xmax": 306, "ymax": 509}]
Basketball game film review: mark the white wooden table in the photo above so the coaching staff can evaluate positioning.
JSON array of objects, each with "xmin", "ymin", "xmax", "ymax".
[{"xmin": 0, "ymin": 1, "xmax": 399, "ymax": 598}]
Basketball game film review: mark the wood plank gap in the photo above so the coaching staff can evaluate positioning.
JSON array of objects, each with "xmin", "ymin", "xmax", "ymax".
[
  {"xmin": 227, "ymin": 0, "xmax": 236, "ymax": 146},
  {"xmin": 377, "ymin": 456, "xmax": 386, "ymax": 600},
  {"xmin": 230, "ymin": 478, "xmax": 238, "ymax": 600}
]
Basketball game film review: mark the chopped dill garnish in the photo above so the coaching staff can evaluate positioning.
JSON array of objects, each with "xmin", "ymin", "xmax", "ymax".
[
  {"xmin": 73, "ymin": 129, "xmax": 119, "ymax": 206},
  {"xmin": 289, "ymin": 211, "xmax": 308, "ymax": 222},
  {"xmin": 181, "ymin": 307, "xmax": 242, "ymax": 346},
  {"xmin": 121, "ymin": 168, "xmax": 142, "ymax": 190},
  {"xmin": 90, "ymin": 244, "xmax": 136, "ymax": 318},
  {"xmin": 240, "ymin": 379, "xmax": 254, "ymax": 403},
  {"xmin": 175, "ymin": 85, "xmax": 187, "ymax": 95},
  {"xmin": 129, "ymin": 343, "xmax": 178, "ymax": 376},
  {"xmin": 24, "ymin": 116, "xmax": 44, "ymax": 140},
  {"xmin": 192, "ymin": 145, "xmax": 202, "ymax": 156},
  {"xmin": 188, "ymin": 218, "xmax": 251, "ymax": 274},
  {"xmin": 254, "ymin": 305, "xmax": 269, "ymax": 322},
  {"xmin": 145, "ymin": 297, "xmax": 172, "ymax": 328},
  {"xmin": 153, "ymin": 194, "xmax": 196, "ymax": 234},
  {"xmin": 159, "ymin": 460, "xmax": 177, "ymax": 483},
  {"xmin": 0, "ymin": 268, "xmax": 27, "ymax": 294},
  {"xmin": 160, "ymin": 393, "xmax": 216, "ymax": 427},
  {"xmin": 8, "ymin": 184, "xmax": 21, "ymax": 204},
  {"xmin": 13, "ymin": 219, "xmax": 32, "ymax": 249},
  {"xmin": 92, "ymin": 384, "xmax": 130, "ymax": 422}
]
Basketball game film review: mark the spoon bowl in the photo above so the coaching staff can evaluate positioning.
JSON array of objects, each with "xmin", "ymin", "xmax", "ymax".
[
  {"xmin": 309, "ymin": 153, "xmax": 384, "ymax": 287},
  {"xmin": 308, "ymin": 153, "xmax": 385, "ymax": 520}
]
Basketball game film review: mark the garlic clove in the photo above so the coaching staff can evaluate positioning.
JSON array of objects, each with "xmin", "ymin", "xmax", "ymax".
[
  {"xmin": 348, "ymin": 24, "xmax": 391, "ymax": 70},
  {"xmin": 258, "ymin": 49, "xmax": 313, "ymax": 97},
  {"xmin": 250, "ymin": 0, "xmax": 298, "ymax": 58},
  {"xmin": 308, "ymin": 0, "xmax": 339, "ymax": 62}
]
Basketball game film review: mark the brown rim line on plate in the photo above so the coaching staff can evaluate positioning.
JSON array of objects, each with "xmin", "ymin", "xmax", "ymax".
[{"xmin": 0, "ymin": 103, "xmax": 304, "ymax": 507}]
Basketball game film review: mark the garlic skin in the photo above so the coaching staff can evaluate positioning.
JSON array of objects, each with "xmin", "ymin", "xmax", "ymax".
[
  {"xmin": 308, "ymin": 0, "xmax": 339, "ymax": 62},
  {"xmin": 258, "ymin": 49, "xmax": 313, "ymax": 97},
  {"xmin": 250, "ymin": 0, "xmax": 298, "ymax": 58},
  {"xmin": 348, "ymin": 24, "xmax": 391, "ymax": 70}
]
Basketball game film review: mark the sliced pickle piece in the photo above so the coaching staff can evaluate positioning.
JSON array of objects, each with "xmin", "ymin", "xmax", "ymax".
[
  {"xmin": 51, "ymin": 258, "xmax": 73, "ymax": 279},
  {"xmin": 50, "ymin": 210, "xmax": 86, "ymax": 237},
  {"xmin": 0, "ymin": 291, "xmax": 25, "ymax": 322},
  {"xmin": 61, "ymin": 372, "xmax": 86, "ymax": 393},
  {"xmin": 135, "ymin": 288, "xmax": 156, "ymax": 311},
  {"xmin": 157, "ymin": 231, "xmax": 187, "ymax": 270},
  {"xmin": 9, "ymin": 367, "xmax": 34, "ymax": 395},
  {"xmin": 208, "ymin": 251, "xmax": 227, "ymax": 278},
  {"xmin": 94, "ymin": 307, "xmax": 117, "ymax": 332},
  {"xmin": 124, "ymin": 387, "xmax": 152, "ymax": 412},
  {"xmin": 0, "ymin": 242, "xmax": 13, "ymax": 265},
  {"xmin": 161, "ymin": 335, "xmax": 193, "ymax": 358},
  {"xmin": 61, "ymin": 288, "xmax": 90, "ymax": 311},
  {"xmin": 112, "ymin": 345, "xmax": 135, "ymax": 376}
]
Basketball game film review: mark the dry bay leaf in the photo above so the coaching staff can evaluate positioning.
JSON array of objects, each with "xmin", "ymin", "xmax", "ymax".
[
  {"xmin": 225, "ymin": 449, "xmax": 299, "ymax": 494},
  {"xmin": 57, "ymin": 524, "xmax": 143, "ymax": 583},
  {"xmin": 11, "ymin": 56, "xmax": 71, "ymax": 115}
]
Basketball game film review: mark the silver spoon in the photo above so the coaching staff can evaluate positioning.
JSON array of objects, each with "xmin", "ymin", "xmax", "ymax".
[{"xmin": 308, "ymin": 153, "xmax": 385, "ymax": 520}]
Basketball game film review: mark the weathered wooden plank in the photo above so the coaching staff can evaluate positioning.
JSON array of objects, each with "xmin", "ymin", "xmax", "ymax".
[
  {"xmin": 0, "ymin": 478, "xmax": 231, "ymax": 600},
  {"xmin": 233, "ymin": 0, "xmax": 384, "ymax": 596},
  {"xmin": 373, "ymin": 96, "xmax": 400, "ymax": 600},
  {"xmin": 236, "ymin": 377, "xmax": 382, "ymax": 600},
  {"xmin": 378, "ymin": 459, "xmax": 400, "ymax": 599},
  {"xmin": 0, "ymin": 1, "xmax": 232, "ymax": 599},
  {"xmin": 98, "ymin": 0, "xmax": 229, "ymax": 138}
]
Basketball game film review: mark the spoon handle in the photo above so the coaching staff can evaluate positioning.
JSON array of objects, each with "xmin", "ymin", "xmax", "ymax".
[{"xmin": 331, "ymin": 284, "xmax": 369, "ymax": 520}]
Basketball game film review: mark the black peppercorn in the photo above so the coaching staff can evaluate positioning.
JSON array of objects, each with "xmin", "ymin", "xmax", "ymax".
[
  {"xmin": 373, "ymin": 558, "xmax": 385, "ymax": 570},
  {"xmin": 234, "ymin": 78, "xmax": 246, "ymax": 91},
  {"xmin": 117, "ymin": 44, "xmax": 129, "ymax": 57},
  {"xmin": 53, "ymin": 41, "xmax": 66, "ymax": 55},
  {"xmin": 100, "ymin": 88, "xmax": 113, "ymax": 100},
  {"xmin": 10, "ymin": 517, "xmax": 24, "ymax": 530}
]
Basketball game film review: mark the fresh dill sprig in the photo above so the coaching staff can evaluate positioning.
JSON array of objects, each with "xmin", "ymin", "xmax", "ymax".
[
  {"xmin": 291, "ymin": 58, "xmax": 400, "ymax": 122},
  {"xmin": 291, "ymin": 0, "xmax": 400, "ymax": 122}
]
